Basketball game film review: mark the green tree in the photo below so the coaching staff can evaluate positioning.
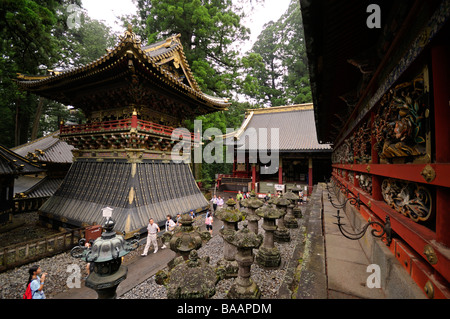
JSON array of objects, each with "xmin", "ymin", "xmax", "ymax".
[
  {"xmin": 278, "ymin": 0, "xmax": 311, "ymax": 104},
  {"xmin": 127, "ymin": 0, "xmax": 255, "ymax": 97},
  {"xmin": 0, "ymin": 0, "xmax": 65, "ymax": 147},
  {"xmin": 0, "ymin": 1, "xmax": 116, "ymax": 146},
  {"xmin": 240, "ymin": 0, "xmax": 311, "ymax": 107}
]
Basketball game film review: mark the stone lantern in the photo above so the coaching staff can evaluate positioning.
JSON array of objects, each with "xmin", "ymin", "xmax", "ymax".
[
  {"xmin": 255, "ymin": 205, "xmax": 284, "ymax": 268},
  {"xmin": 293, "ymin": 205, "xmax": 303, "ymax": 218},
  {"xmin": 215, "ymin": 199, "xmax": 243, "ymax": 278},
  {"xmin": 241, "ymin": 191, "xmax": 264, "ymax": 234},
  {"xmin": 273, "ymin": 197, "xmax": 290, "ymax": 242},
  {"xmin": 164, "ymin": 213, "xmax": 210, "ymax": 269},
  {"xmin": 225, "ymin": 223, "xmax": 263, "ymax": 299},
  {"xmin": 71, "ymin": 216, "xmax": 139, "ymax": 299},
  {"xmin": 282, "ymin": 191, "xmax": 299, "ymax": 228},
  {"xmin": 156, "ymin": 249, "xmax": 219, "ymax": 299}
]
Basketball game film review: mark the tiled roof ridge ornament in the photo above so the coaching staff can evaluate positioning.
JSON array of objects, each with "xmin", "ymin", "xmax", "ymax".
[{"xmin": 119, "ymin": 24, "xmax": 141, "ymax": 45}]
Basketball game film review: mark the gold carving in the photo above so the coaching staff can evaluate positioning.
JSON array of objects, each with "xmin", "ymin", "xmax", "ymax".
[
  {"xmin": 421, "ymin": 164, "xmax": 435, "ymax": 183},
  {"xmin": 423, "ymin": 245, "xmax": 438, "ymax": 265},
  {"xmin": 424, "ymin": 281, "xmax": 434, "ymax": 299}
]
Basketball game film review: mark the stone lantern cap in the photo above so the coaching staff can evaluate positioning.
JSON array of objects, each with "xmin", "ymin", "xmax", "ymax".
[
  {"xmin": 83, "ymin": 218, "xmax": 136, "ymax": 263},
  {"xmin": 245, "ymin": 196, "xmax": 264, "ymax": 209},
  {"xmin": 255, "ymin": 205, "xmax": 285, "ymax": 220},
  {"xmin": 174, "ymin": 232, "xmax": 202, "ymax": 253},
  {"xmin": 283, "ymin": 191, "xmax": 299, "ymax": 202},
  {"xmin": 224, "ymin": 224, "xmax": 263, "ymax": 249},
  {"xmin": 272, "ymin": 197, "xmax": 290, "ymax": 207},
  {"xmin": 166, "ymin": 250, "xmax": 218, "ymax": 299},
  {"xmin": 179, "ymin": 212, "xmax": 195, "ymax": 226},
  {"xmin": 216, "ymin": 201, "xmax": 243, "ymax": 223}
]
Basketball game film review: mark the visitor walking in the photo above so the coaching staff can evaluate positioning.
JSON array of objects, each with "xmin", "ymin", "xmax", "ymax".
[
  {"xmin": 236, "ymin": 190, "xmax": 243, "ymax": 208},
  {"xmin": 211, "ymin": 194, "xmax": 218, "ymax": 212},
  {"xmin": 217, "ymin": 196, "xmax": 224, "ymax": 209},
  {"xmin": 162, "ymin": 215, "xmax": 176, "ymax": 249},
  {"xmin": 141, "ymin": 218, "xmax": 161, "ymax": 256},
  {"xmin": 205, "ymin": 211, "xmax": 213, "ymax": 235}
]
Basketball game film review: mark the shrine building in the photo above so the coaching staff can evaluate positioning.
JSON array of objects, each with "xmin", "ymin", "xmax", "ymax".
[
  {"xmin": 301, "ymin": 0, "xmax": 450, "ymax": 298},
  {"xmin": 14, "ymin": 27, "xmax": 230, "ymax": 236},
  {"xmin": 218, "ymin": 104, "xmax": 332, "ymax": 195}
]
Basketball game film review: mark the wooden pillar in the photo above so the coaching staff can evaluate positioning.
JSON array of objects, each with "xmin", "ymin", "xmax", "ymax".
[
  {"xmin": 370, "ymin": 111, "xmax": 383, "ymax": 201},
  {"xmin": 432, "ymin": 45, "xmax": 450, "ymax": 247},
  {"xmin": 251, "ymin": 164, "xmax": 256, "ymax": 192},
  {"xmin": 131, "ymin": 109, "xmax": 138, "ymax": 129},
  {"xmin": 278, "ymin": 157, "xmax": 283, "ymax": 185},
  {"xmin": 308, "ymin": 157, "xmax": 313, "ymax": 195}
]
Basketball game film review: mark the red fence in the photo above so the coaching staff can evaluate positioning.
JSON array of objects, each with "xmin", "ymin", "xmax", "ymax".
[{"xmin": 60, "ymin": 118, "xmax": 200, "ymax": 141}]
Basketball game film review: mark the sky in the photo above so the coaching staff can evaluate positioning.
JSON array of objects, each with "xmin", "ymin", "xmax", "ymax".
[{"xmin": 81, "ymin": 0, "xmax": 292, "ymax": 52}]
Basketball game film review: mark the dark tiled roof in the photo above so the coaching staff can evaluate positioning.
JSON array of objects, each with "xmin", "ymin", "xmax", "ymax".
[
  {"xmin": 12, "ymin": 131, "xmax": 74, "ymax": 164},
  {"xmin": 39, "ymin": 159, "xmax": 209, "ymax": 234},
  {"xmin": 235, "ymin": 105, "xmax": 332, "ymax": 152},
  {"xmin": 21, "ymin": 177, "xmax": 63, "ymax": 198},
  {"xmin": 0, "ymin": 145, "xmax": 45, "ymax": 176}
]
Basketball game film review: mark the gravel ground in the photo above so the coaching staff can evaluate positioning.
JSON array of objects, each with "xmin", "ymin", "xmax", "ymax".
[
  {"xmin": 0, "ymin": 212, "xmax": 88, "ymax": 299},
  {"xmin": 120, "ymin": 211, "xmax": 305, "ymax": 299},
  {"xmin": 0, "ymin": 205, "xmax": 306, "ymax": 299}
]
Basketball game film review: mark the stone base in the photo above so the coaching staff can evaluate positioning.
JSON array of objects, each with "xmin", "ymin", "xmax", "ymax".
[
  {"xmin": 293, "ymin": 207, "xmax": 303, "ymax": 218},
  {"xmin": 256, "ymin": 246, "xmax": 281, "ymax": 268},
  {"xmin": 284, "ymin": 216, "xmax": 299, "ymax": 228},
  {"xmin": 85, "ymin": 265, "xmax": 128, "ymax": 299},
  {"xmin": 216, "ymin": 259, "xmax": 239, "ymax": 278},
  {"xmin": 227, "ymin": 279, "xmax": 261, "ymax": 299},
  {"xmin": 274, "ymin": 229, "xmax": 290, "ymax": 242}
]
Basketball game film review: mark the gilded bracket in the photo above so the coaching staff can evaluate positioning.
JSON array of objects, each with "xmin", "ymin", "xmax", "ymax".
[{"xmin": 421, "ymin": 164, "xmax": 436, "ymax": 183}]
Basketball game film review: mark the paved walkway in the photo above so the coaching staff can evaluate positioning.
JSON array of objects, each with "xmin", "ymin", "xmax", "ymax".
[
  {"xmin": 293, "ymin": 183, "xmax": 385, "ymax": 299},
  {"xmin": 321, "ymin": 185, "xmax": 385, "ymax": 298}
]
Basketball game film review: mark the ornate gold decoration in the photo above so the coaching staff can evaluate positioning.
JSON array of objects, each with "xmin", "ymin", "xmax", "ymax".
[
  {"xmin": 381, "ymin": 178, "xmax": 432, "ymax": 222},
  {"xmin": 421, "ymin": 164, "xmax": 435, "ymax": 183},
  {"xmin": 119, "ymin": 24, "xmax": 141, "ymax": 44},
  {"xmin": 373, "ymin": 73, "xmax": 429, "ymax": 163},
  {"xmin": 424, "ymin": 281, "xmax": 434, "ymax": 299},
  {"xmin": 423, "ymin": 245, "xmax": 438, "ymax": 265},
  {"xmin": 366, "ymin": 165, "xmax": 370, "ymax": 173}
]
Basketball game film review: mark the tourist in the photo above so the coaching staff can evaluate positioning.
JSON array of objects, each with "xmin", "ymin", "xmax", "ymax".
[
  {"xmin": 189, "ymin": 210, "xmax": 196, "ymax": 219},
  {"xmin": 176, "ymin": 213, "xmax": 181, "ymax": 226},
  {"xmin": 84, "ymin": 240, "xmax": 94, "ymax": 278},
  {"xmin": 162, "ymin": 215, "xmax": 176, "ymax": 249},
  {"xmin": 141, "ymin": 218, "xmax": 161, "ymax": 256},
  {"xmin": 211, "ymin": 194, "xmax": 218, "ymax": 212},
  {"xmin": 299, "ymin": 190, "xmax": 304, "ymax": 204},
  {"xmin": 205, "ymin": 211, "xmax": 213, "ymax": 235},
  {"xmin": 217, "ymin": 196, "xmax": 224, "ymax": 209},
  {"xmin": 236, "ymin": 191, "xmax": 243, "ymax": 208},
  {"xmin": 165, "ymin": 215, "xmax": 176, "ymax": 233},
  {"xmin": 26, "ymin": 265, "xmax": 47, "ymax": 299}
]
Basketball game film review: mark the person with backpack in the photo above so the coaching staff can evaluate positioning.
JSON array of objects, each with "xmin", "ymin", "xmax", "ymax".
[
  {"xmin": 205, "ymin": 211, "xmax": 213, "ymax": 235},
  {"xmin": 24, "ymin": 265, "xmax": 47, "ymax": 299}
]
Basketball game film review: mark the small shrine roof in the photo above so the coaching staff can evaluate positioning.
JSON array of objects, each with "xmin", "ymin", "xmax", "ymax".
[
  {"xmin": 0, "ymin": 145, "xmax": 45, "ymax": 176},
  {"xmin": 221, "ymin": 104, "xmax": 332, "ymax": 152},
  {"xmin": 11, "ymin": 131, "xmax": 74, "ymax": 164}
]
